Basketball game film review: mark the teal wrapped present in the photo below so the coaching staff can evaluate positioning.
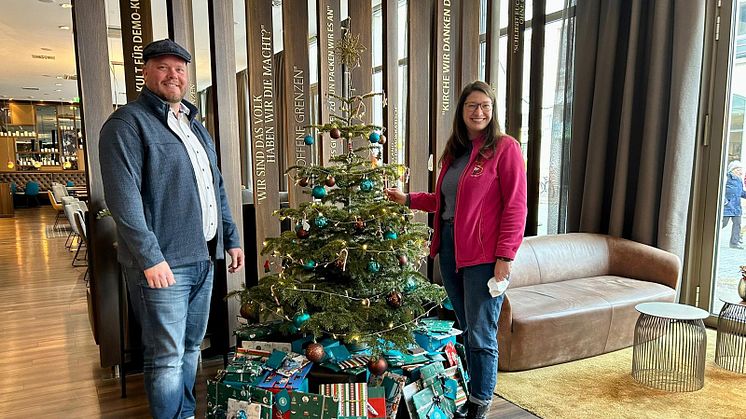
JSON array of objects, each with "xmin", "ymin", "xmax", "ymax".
[
  {"xmin": 411, "ymin": 383, "xmax": 454, "ymax": 419},
  {"xmin": 289, "ymin": 390, "xmax": 339, "ymax": 419},
  {"xmin": 206, "ymin": 381, "xmax": 273, "ymax": 419}
]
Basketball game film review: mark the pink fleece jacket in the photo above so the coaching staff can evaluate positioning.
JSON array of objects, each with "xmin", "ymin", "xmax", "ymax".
[{"xmin": 409, "ymin": 135, "xmax": 527, "ymax": 268}]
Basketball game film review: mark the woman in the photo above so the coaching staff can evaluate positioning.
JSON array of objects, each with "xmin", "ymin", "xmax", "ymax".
[{"xmin": 385, "ymin": 81, "xmax": 527, "ymax": 418}]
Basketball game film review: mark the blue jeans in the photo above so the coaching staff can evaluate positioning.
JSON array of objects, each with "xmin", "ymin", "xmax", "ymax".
[
  {"xmin": 124, "ymin": 260, "xmax": 214, "ymax": 419},
  {"xmin": 438, "ymin": 222, "xmax": 504, "ymax": 404}
]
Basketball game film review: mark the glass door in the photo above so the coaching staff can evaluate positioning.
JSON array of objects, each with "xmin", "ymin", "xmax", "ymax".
[{"xmin": 689, "ymin": 0, "xmax": 746, "ymax": 319}]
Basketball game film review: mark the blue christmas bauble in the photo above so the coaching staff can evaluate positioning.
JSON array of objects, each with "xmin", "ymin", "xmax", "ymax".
[
  {"xmin": 312, "ymin": 185, "xmax": 327, "ymax": 198},
  {"xmin": 293, "ymin": 312, "xmax": 311, "ymax": 327},
  {"xmin": 304, "ymin": 135, "xmax": 315, "ymax": 145},
  {"xmin": 404, "ymin": 277, "xmax": 418, "ymax": 293},
  {"xmin": 360, "ymin": 179, "xmax": 374, "ymax": 192},
  {"xmin": 303, "ymin": 259, "xmax": 316, "ymax": 270},
  {"xmin": 314, "ymin": 216, "xmax": 328, "ymax": 228},
  {"xmin": 384, "ymin": 230, "xmax": 398, "ymax": 240},
  {"xmin": 368, "ymin": 260, "xmax": 381, "ymax": 273},
  {"xmin": 369, "ymin": 132, "xmax": 381, "ymax": 143},
  {"xmin": 443, "ymin": 297, "xmax": 454, "ymax": 311}
]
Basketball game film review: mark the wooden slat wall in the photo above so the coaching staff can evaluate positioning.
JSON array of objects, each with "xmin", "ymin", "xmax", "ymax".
[
  {"xmin": 382, "ymin": 0, "xmax": 399, "ymax": 164},
  {"xmin": 245, "ymin": 0, "xmax": 281, "ymax": 279},
  {"xmin": 71, "ymin": 0, "xmax": 120, "ymax": 368},
  {"xmin": 506, "ymin": 0, "xmax": 525, "ymax": 137},
  {"xmin": 167, "ymin": 0, "xmax": 198, "ymax": 104},
  {"xmin": 432, "ymin": 0, "xmax": 461, "ymax": 185},
  {"xmin": 207, "ymin": 0, "xmax": 246, "ymax": 349},
  {"xmin": 348, "ymin": 0, "xmax": 373, "ymax": 127},
  {"xmin": 282, "ymin": 1, "xmax": 313, "ymax": 206},
  {"xmin": 460, "ymin": 0, "xmax": 480, "ymax": 85},
  {"xmin": 407, "ymin": 0, "xmax": 434, "ymax": 212},
  {"xmin": 317, "ymin": 0, "xmax": 342, "ymax": 165},
  {"xmin": 118, "ymin": 0, "xmax": 153, "ymax": 102}
]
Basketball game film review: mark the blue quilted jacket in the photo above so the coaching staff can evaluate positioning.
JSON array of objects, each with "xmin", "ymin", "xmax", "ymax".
[{"xmin": 99, "ymin": 87, "xmax": 241, "ymax": 270}]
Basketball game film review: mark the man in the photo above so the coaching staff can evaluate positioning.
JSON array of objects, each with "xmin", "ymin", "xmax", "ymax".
[
  {"xmin": 99, "ymin": 39, "xmax": 244, "ymax": 419},
  {"xmin": 723, "ymin": 160, "xmax": 746, "ymax": 249}
]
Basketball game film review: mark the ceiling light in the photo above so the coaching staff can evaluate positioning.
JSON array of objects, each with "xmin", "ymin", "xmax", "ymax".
[
  {"xmin": 60, "ymin": 3, "xmax": 73, "ymax": 8},
  {"xmin": 55, "ymin": 83, "xmax": 62, "ymax": 86},
  {"xmin": 56, "ymin": 76, "xmax": 63, "ymax": 79},
  {"xmin": 55, "ymin": 89, "xmax": 62, "ymax": 92},
  {"xmin": 58, "ymin": 25, "xmax": 70, "ymax": 30}
]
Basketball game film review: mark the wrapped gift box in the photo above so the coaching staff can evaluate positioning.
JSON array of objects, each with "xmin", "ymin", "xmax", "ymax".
[
  {"xmin": 257, "ymin": 362, "xmax": 313, "ymax": 393},
  {"xmin": 366, "ymin": 386, "xmax": 386, "ymax": 419},
  {"xmin": 289, "ymin": 390, "xmax": 339, "ymax": 419},
  {"xmin": 368, "ymin": 371, "xmax": 407, "ymax": 419},
  {"xmin": 411, "ymin": 383, "xmax": 454, "ymax": 419},
  {"xmin": 206, "ymin": 381, "xmax": 273, "ymax": 419},
  {"xmin": 319, "ymin": 382, "xmax": 369, "ymax": 419}
]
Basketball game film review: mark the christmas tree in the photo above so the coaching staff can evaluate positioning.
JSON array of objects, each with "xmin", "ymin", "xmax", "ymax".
[{"xmin": 231, "ymin": 29, "xmax": 446, "ymax": 354}]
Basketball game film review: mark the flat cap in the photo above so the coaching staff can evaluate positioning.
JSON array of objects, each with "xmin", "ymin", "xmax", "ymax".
[{"xmin": 142, "ymin": 39, "xmax": 192, "ymax": 63}]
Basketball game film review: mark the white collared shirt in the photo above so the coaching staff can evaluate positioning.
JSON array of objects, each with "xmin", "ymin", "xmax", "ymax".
[{"xmin": 167, "ymin": 104, "xmax": 218, "ymax": 241}]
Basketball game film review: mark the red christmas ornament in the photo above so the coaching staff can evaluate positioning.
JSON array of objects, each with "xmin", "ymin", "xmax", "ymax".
[
  {"xmin": 354, "ymin": 219, "xmax": 366, "ymax": 232},
  {"xmin": 398, "ymin": 254, "xmax": 408, "ymax": 266},
  {"xmin": 297, "ymin": 228, "xmax": 310, "ymax": 239},
  {"xmin": 325, "ymin": 176, "xmax": 336, "ymax": 187},
  {"xmin": 330, "ymin": 128, "xmax": 341, "ymax": 139},
  {"xmin": 305, "ymin": 343, "xmax": 326, "ymax": 363},
  {"xmin": 298, "ymin": 177, "xmax": 309, "ymax": 187},
  {"xmin": 368, "ymin": 357, "xmax": 388, "ymax": 375},
  {"xmin": 386, "ymin": 291, "xmax": 403, "ymax": 308},
  {"xmin": 378, "ymin": 134, "xmax": 387, "ymax": 145}
]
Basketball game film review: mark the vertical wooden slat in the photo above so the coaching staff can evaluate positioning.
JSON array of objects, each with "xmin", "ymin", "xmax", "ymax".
[
  {"xmin": 119, "ymin": 0, "xmax": 153, "ymax": 102},
  {"xmin": 460, "ymin": 0, "xmax": 480, "ymax": 85},
  {"xmin": 167, "ymin": 0, "xmax": 198, "ymax": 104},
  {"xmin": 245, "ymin": 0, "xmax": 281, "ymax": 277},
  {"xmin": 382, "ymin": 0, "xmax": 399, "ymax": 164},
  {"xmin": 317, "ymin": 0, "xmax": 342, "ymax": 165},
  {"xmin": 282, "ymin": 1, "xmax": 313, "ymax": 206},
  {"xmin": 71, "ymin": 0, "xmax": 120, "ymax": 368},
  {"xmin": 408, "ymin": 0, "xmax": 433, "ymax": 200},
  {"xmin": 348, "ymin": 0, "xmax": 373, "ymax": 123},
  {"xmin": 525, "ymin": 0, "xmax": 545, "ymax": 236},
  {"xmin": 485, "ymin": 0, "xmax": 502, "ymax": 85},
  {"xmin": 505, "ymin": 0, "xmax": 525, "ymax": 138},
  {"xmin": 432, "ymin": 0, "xmax": 460, "ymax": 182},
  {"xmin": 208, "ymin": 0, "xmax": 246, "ymax": 348}
]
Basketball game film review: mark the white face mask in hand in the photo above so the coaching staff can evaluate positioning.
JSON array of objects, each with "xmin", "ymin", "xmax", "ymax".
[{"xmin": 488, "ymin": 276, "xmax": 510, "ymax": 297}]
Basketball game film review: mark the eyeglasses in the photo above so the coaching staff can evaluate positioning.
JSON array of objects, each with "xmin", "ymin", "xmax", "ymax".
[{"xmin": 464, "ymin": 102, "xmax": 493, "ymax": 113}]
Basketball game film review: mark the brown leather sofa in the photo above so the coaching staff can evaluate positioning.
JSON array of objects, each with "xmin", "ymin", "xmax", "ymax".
[{"xmin": 498, "ymin": 233, "xmax": 680, "ymax": 371}]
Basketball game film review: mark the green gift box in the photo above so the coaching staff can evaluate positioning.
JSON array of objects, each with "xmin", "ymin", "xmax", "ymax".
[
  {"xmin": 418, "ymin": 362, "xmax": 446, "ymax": 388},
  {"xmin": 289, "ymin": 390, "xmax": 339, "ymax": 419},
  {"xmin": 411, "ymin": 383, "xmax": 454, "ymax": 419},
  {"xmin": 206, "ymin": 381, "xmax": 273, "ymax": 419}
]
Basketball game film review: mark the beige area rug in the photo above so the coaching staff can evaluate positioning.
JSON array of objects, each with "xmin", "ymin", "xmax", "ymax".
[{"xmin": 495, "ymin": 329, "xmax": 745, "ymax": 418}]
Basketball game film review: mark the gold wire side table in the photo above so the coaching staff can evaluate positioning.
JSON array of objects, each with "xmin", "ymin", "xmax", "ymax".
[
  {"xmin": 632, "ymin": 302, "xmax": 708, "ymax": 392},
  {"xmin": 715, "ymin": 298, "xmax": 746, "ymax": 374}
]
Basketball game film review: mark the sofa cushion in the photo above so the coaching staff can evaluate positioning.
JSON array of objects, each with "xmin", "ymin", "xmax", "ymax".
[{"xmin": 498, "ymin": 275, "xmax": 676, "ymax": 371}]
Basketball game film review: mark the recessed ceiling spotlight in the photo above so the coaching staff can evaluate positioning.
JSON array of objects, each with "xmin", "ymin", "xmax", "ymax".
[
  {"xmin": 55, "ymin": 83, "xmax": 62, "ymax": 86},
  {"xmin": 58, "ymin": 25, "xmax": 70, "ymax": 30},
  {"xmin": 60, "ymin": 3, "xmax": 73, "ymax": 8},
  {"xmin": 56, "ymin": 76, "xmax": 63, "ymax": 79},
  {"xmin": 55, "ymin": 89, "xmax": 62, "ymax": 92}
]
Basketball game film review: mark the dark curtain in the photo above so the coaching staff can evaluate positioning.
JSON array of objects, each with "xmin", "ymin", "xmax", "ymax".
[
  {"xmin": 568, "ymin": 0, "xmax": 705, "ymax": 259},
  {"xmin": 237, "ymin": 69, "xmax": 252, "ymax": 193}
]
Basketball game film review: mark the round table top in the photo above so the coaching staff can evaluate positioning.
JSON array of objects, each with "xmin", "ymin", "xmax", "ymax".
[
  {"xmin": 719, "ymin": 297, "xmax": 746, "ymax": 307},
  {"xmin": 635, "ymin": 302, "xmax": 709, "ymax": 320}
]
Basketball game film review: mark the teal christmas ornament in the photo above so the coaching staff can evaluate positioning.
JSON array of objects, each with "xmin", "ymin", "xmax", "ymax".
[
  {"xmin": 443, "ymin": 297, "xmax": 454, "ymax": 310},
  {"xmin": 404, "ymin": 276, "xmax": 417, "ymax": 292},
  {"xmin": 369, "ymin": 131, "xmax": 381, "ymax": 143},
  {"xmin": 304, "ymin": 135, "xmax": 315, "ymax": 145},
  {"xmin": 368, "ymin": 260, "xmax": 380, "ymax": 273},
  {"xmin": 384, "ymin": 230, "xmax": 398, "ymax": 240},
  {"xmin": 360, "ymin": 178, "xmax": 374, "ymax": 192},
  {"xmin": 314, "ymin": 216, "xmax": 328, "ymax": 228},
  {"xmin": 293, "ymin": 312, "xmax": 311, "ymax": 327},
  {"xmin": 312, "ymin": 185, "xmax": 327, "ymax": 198},
  {"xmin": 303, "ymin": 259, "xmax": 317, "ymax": 270}
]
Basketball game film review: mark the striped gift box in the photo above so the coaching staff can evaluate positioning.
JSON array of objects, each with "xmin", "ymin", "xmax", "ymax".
[{"xmin": 319, "ymin": 383, "xmax": 368, "ymax": 419}]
